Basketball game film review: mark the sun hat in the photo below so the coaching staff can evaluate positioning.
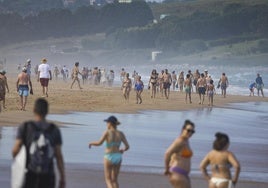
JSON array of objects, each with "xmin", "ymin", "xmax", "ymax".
[
  {"xmin": 41, "ymin": 58, "xmax": 47, "ymax": 63},
  {"xmin": 104, "ymin": 116, "xmax": 120, "ymax": 126},
  {"xmin": 22, "ymin": 66, "xmax": 27, "ymax": 72},
  {"xmin": 27, "ymin": 59, "xmax": 31, "ymax": 63}
]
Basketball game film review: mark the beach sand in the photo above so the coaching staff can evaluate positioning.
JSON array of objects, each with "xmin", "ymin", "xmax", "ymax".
[{"xmin": 1, "ymin": 76, "xmax": 268, "ymax": 187}]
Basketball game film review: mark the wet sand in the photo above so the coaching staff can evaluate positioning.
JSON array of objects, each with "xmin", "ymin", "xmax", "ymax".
[
  {"xmin": 1, "ymin": 77, "xmax": 268, "ymax": 188},
  {"xmin": 0, "ymin": 162, "xmax": 267, "ymax": 188},
  {"xmin": 1, "ymin": 76, "xmax": 267, "ymax": 126}
]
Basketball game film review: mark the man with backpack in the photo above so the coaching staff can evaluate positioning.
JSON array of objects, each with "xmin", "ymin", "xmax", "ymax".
[{"xmin": 12, "ymin": 98, "xmax": 65, "ymax": 188}]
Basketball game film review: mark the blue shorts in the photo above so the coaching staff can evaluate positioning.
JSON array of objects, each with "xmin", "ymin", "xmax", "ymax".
[
  {"xmin": 19, "ymin": 85, "xmax": 29, "ymax": 96},
  {"xmin": 104, "ymin": 153, "xmax": 122, "ymax": 165},
  {"xmin": 198, "ymin": 87, "xmax": 206, "ymax": 95}
]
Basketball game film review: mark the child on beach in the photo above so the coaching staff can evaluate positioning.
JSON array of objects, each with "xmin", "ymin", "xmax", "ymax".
[
  {"xmin": 134, "ymin": 75, "xmax": 144, "ymax": 104},
  {"xmin": 249, "ymin": 82, "xmax": 256, "ymax": 96},
  {"xmin": 207, "ymin": 79, "xmax": 215, "ymax": 106}
]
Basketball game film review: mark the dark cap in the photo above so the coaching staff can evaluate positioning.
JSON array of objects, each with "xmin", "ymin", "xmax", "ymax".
[{"xmin": 104, "ymin": 116, "xmax": 120, "ymax": 126}]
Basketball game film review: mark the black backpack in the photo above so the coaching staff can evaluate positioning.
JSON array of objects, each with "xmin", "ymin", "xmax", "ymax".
[{"xmin": 25, "ymin": 122, "xmax": 55, "ymax": 174}]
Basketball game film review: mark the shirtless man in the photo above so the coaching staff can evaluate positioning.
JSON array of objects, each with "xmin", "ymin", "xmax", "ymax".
[
  {"xmin": 163, "ymin": 69, "xmax": 172, "ymax": 99},
  {"xmin": 193, "ymin": 69, "xmax": 200, "ymax": 93},
  {"xmin": 0, "ymin": 70, "xmax": 9, "ymax": 109},
  {"xmin": 197, "ymin": 73, "xmax": 207, "ymax": 105},
  {"xmin": 16, "ymin": 67, "xmax": 33, "ymax": 111},
  {"xmin": 70, "ymin": 62, "xmax": 83, "ymax": 89},
  {"xmin": 184, "ymin": 74, "xmax": 192, "ymax": 103},
  {"xmin": 158, "ymin": 70, "xmax": 165, "ymax": 96},
  {"xmin": 218, "ymin": 73, "xmax": 229, "ymax": 98}
]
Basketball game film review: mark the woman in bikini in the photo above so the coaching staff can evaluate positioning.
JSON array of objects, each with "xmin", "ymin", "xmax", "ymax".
[
  {"xmin": 200, "ymin": 132, "xmax": 240, "ymax": 188},
  {"xmin": 121, "ymin": 73, "xmax": 132, "ymax": 102},
  {"xmin": 164, "ymin": 120, "xmax": 195, "ymax": 188},
  {"xmin": 89, "ymin": 116, "xmax": 130, "ymax": 188},
  {"xmin": 148, "ymin": 69, "xmax": 158, "ymax": 98}
]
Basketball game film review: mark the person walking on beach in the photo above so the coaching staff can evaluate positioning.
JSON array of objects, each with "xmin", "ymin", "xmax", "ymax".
[
  {"xmin": 218, "ymin": 73, "xmax": 229, "ymax": 98},
  {"xmin": 148, "ymin": 69, "xmax": 158, "ymax": 98},
  {"xmin": 200, "ymin": 132, "xmax": 240, "ymax": 188},
  {"xmin": 163, "ymin": 69, "xmax": 172, "ymax": 99},
  {"xmin": 172, "ymin": 71, "xmax": 177, "ymax": 91},
  {"xmin": 12, "ymin": 98, "xmax": 66, "ymax": 188},
  {"xmin": 0, "ymin": 70, "xmax": 9, "ymax": 110},
  {"xmin": 158, "ymin": 70, "xmax": 165, "ymax": 96},
  {"xmin": 184, "ymin": 74, "xmax": 192, "ymax": 104},
  {"xmin": 178, "ymin": 71, "xmax": 185, "ymax": 92},
  {"xmin": 70, "ymin": 62, "xmax": 83, "ymax": 90},
  {"xmin": 134, "ymin": 75, "xmax": 144, "ymax": 104},
  {"xmin": 89, "ymin": 116, "xmax": 129, "ymax": 188},
  {"xmin": 16, "ymin": 67, "xmax": 33, "ymax": 111},
  {"xmin": 193, "ymin": 69, "xmax": 200, "ymax": 93},
  {"xmin": 197, "ymin": 73, "xmax": 207, "ymax": 105},
  {"xmin": 207, "ymin": 79, "xmax": 215, "ymax": 106},
  {"xmin": 26, "ymin": 59, "xmax": 32, "ymax": 77},
  {"xmin": 164, "ymin": 120, "xmax": 195, "ymax": 188},
  {"xmin": 121, "ymin": 73, "xmax": 132, "ymax": 102},
  {"xmin": 37, "ymin": 58, "xmax": 52, "ymax": 97},
  {"xmin": 120, "ymin": 68, "xmax": 126, "ymax": 83},
  {"xmin": 0, "ymin": 72, "xmax": 6, "ymax": 113},
  {"xmin": 255, "ymin": 73, "xmax": 264, "ymax": 97}
]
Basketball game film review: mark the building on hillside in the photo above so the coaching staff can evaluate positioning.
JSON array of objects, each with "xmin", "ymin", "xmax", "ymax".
[{"xmin": 118, "ymin": 0, "xmax": 132, "ymax": 3}]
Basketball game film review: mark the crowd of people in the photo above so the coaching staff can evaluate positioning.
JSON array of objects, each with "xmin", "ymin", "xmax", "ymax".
[
  {"xmin": 1, "ymin": 58, "xmax": 267, "ymax": 113},
  {"xmin": 0, "ymin": 58, "xmax": 265, "ymax": 188}
]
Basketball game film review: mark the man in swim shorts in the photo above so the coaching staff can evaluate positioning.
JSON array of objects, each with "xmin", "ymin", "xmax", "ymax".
[
  {"xmin": 218, "ymin": 73, "xmax": 229, "ymax": 98},
  {"xmin": 16, "ymin": 67, "xmax": 33, "ymax": 111},
  {"xmin": 163, "ymin": 69, "xmax": 172, "ymax": 99},
  {"xmin": 197, "ymin": 73, "xmax": 207, "ymax": 104}
]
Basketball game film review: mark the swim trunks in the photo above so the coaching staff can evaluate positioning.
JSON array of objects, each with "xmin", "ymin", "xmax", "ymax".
[
  {"xmin": 198, "ymin": 87, "xmax": 206, "ymax": 95},
  {"xmin": 163, "ymin": 82, "xmax": 171, "ymax": 89},
  {"xmin": 18, "ymin": 85, "xmax": 29, "ymax": 97},
  {"xmin": 40, "ymin": 78, "xmax": 49, "ymax": 87}
]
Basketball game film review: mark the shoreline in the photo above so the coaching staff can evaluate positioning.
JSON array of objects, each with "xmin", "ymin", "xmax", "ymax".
[
  {"xmin": 1, "ymin": 79, "xmax": 267, "ymax": 187},
  {"xmin": 0, "ymin": 77, "xmax": 267, "ymax": 127}
]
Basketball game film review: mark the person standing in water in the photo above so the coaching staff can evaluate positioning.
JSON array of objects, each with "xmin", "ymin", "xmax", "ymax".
[
  {"xmin": 255, "ymin": 73, "xmax": 264, "ymax": 97},
  {"xmin": 164, "ymin": 120, "xmax": 195, "ymax": 188},
  {"xmin": 218, "ymin": 73, "xmax": 229, "ymax": 98},
  {"xmin": 200, "ymin": 132, "xmax": 240, "ymax": 188},
  {"xmin": 89, "ymin": 116, "xmax": 129, "ymax": 188}
]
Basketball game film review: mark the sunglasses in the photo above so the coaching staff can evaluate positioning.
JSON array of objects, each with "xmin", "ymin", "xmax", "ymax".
[{"xmin": 185, "ymin": 129, "xmax": 195, "ymax": 134}]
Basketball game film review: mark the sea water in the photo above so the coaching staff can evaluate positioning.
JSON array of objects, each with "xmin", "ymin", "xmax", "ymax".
[
  {"xmin": 105, "ymin": 57, "xmax": 268, "ymax": 96},
  {"xmin": 1, "ymin": 102, "xmax": 267, "ymax": 182}
]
